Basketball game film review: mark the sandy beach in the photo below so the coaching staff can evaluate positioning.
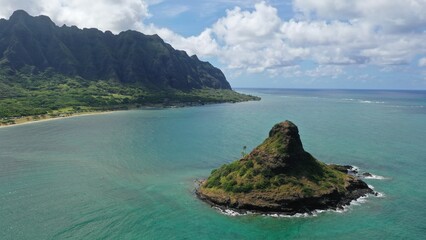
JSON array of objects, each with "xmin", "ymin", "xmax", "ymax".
[
  {"xmin": 0, "ymin": 111, "xmax": 117, "ymax": 129},
  {"xmin": 0, "ymin": 99, "xmax": 245, "ymax": 129}
]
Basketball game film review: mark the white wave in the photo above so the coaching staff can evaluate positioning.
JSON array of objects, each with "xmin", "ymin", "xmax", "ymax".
[
  {"xmin": 213, "ymin": 207, "xmax": 246, "ymax": 216},
  {"xmin": 217, "ymin": 203, "xmax": 355, "ymax": 218},
  {"xmin": 340, "ymin": 98, "xmax": 385, "ymax": 104},
  {"xmin": 354, "ymin": 195, "xmax": 368, "ymax": 204},
  {"xmin": 375, "ymin": 192, "xmax": 385, "ymax": 198},
  {"xmin": 361, "ymin": 100, "xmax": 385, "ymax": 104},
  {"xmin": 350, "ymin": 199, "xmax": 360, "ymax": 206},
  {"xmin": 359, "ymin": 100, "xmax": 385, "ymax": 104},
  {"xmin": 335, "ymin": 208, "xmax": 348, "ymax": 214},
  {"xmin": 348, "ymin": 165, "xmax": 359, "ymax": 173},
  {"xmin": 291, "ymin": 212, "xmax": 317, "ymax": 217},
  {"xmin": 260, "ymin": 205, "xmax": 350, "ymax": 218},
  {"xmin": 363, "ymin": 174, "xmax": 386, "ymax": 180},
  {"xmin": 215, "ymin": 191, "xmax": 383, "ymax": 218},
  {"xmin": 265, "ymin": 212, "xmax": 317, "ymax": 218},
  {"xmin": 367, "ymin": 185, "xmax": 386, "ymax": 197}
]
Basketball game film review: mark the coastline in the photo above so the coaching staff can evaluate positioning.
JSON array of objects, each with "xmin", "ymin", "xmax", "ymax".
[
  {"xmin": 0, "ymin": 87, "xmax": 261, "ymax": 128},
  {"xmin": 196, "ymin": 191, "xmax": 375, "ymax": 217},
  {"xmin": 0, "ymin": 99, "xmax": 255, "ymax": 128},
  {"xmin": 195, "ymin": 163, "xmax": 380, "ymax": 216},
  {"xmin": 209, "ymin": 193, "xmax": 374, "ymax": 218},
  {"xmin": 195, "ymin": 178, "xmax": 376, "ymax": 216},
  {"xmin": 0, "ymin": 110, "xmax": 117, "ymax": 128}
]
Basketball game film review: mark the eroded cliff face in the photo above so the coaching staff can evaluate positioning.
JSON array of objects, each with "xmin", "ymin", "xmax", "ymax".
[{"xmin": 197, "ymin": 120, "xmax": 373, "ymax": 214}]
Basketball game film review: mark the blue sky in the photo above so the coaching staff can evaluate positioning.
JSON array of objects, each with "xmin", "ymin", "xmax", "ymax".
[{"xmin": 1, "ymin": 0, "xmax": 426, "ymax": 89}]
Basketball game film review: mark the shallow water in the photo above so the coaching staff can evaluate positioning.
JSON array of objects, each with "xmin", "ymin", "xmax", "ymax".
[{"xmin": 0, "ymin": 89, "xmax": 425, "ymax": 239}]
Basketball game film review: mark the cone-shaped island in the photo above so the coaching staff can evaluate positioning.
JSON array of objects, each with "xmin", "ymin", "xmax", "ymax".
[{"xmin": 197, "ymin": 120, "xmax": 373, "ymax": 214}]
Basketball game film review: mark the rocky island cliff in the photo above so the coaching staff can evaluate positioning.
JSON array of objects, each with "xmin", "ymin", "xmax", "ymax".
[{"xmin": 197, "ymin": 121, "xmax": 373, "ymax": 215}]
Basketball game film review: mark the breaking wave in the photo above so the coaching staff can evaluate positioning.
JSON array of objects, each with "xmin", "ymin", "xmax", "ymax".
[
  {"xmin": 213, "ymin": 191, "xmax": 383, "ymax": 218},
  {"xmin": 363, "ymin": 174, "xmax": 387, "ymax": 180}
]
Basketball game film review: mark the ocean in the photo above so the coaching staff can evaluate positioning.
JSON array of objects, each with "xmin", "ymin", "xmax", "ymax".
[{"xmin": 0, "ymin": 89, "xmax": 425, "ymax": 239}]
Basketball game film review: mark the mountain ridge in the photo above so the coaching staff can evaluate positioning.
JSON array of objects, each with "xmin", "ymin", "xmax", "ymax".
[
  {"xmin": 0, "ymin": 10, "xmax": 259, "ymax": 122},
  {"xmin": 0, "ymin": 10, "xmax": 230, "ymax": 90}
]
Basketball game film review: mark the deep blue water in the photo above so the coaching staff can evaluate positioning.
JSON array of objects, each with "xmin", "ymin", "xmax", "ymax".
[{"xmin": 0, "ymin": 89, "xmax": 425, "ymax": 239}]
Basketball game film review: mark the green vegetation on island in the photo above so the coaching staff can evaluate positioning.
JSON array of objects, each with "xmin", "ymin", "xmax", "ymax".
[
  {"xmin": 204, "ymin": 154, "xmax": 348, "ymax": 195},
  {"xmin": 197, "ymin": 121, "xmax": 373, "ymax": 214}
]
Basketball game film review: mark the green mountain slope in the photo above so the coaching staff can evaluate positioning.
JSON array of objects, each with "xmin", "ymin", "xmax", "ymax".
[
  {"xmin": 0, "ymin": 10, "xmax": 259, "ymax": 121},
  {"xmin": 0, "ymin": 10, "xmax": 231, "ymax": 90}
]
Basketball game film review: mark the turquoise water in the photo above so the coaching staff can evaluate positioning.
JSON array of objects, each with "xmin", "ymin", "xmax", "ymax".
[{"xmin": 0, "ymin": 89, "xmax": 425, "ymax": 239}]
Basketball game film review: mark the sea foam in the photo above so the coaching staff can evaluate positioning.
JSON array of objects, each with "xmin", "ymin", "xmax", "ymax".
[
  {"xmin": 363, "ymin": 174, "xmax": 387, "ymax": 180},
  {"xmin": 214, "ymin": 191, "xmax": 382, "ymax": 218}
]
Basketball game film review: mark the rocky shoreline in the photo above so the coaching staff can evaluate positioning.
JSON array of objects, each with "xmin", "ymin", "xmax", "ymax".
[{"xmin": 196, "ymin": 167, "xmax": 374, "ymax": 215}]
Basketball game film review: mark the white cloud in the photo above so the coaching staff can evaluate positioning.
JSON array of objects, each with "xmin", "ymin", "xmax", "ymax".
[
  {"xmin": 267, "ymin": 65, "xmax": 344, "ymax": 79},
  {"xmin": 140, "ymin": 1, "xmax": 308, "ymax": 73},
  {"xmin": 1, "ymin": 0, "xmax": 426, "ymax": 79},
  {"xmin": 196, "ymin": 1, "xmax": 426, "ymax": 72},
  {"xmin": 140, "ymin": 24, "xmax": 219, "ymax": 56},
  {"xmin": 305, "ymin": 65, "xmax": 344, "ymax": 78},
  {"xmin": 0, "ymin": 0, "xmax": 150, "ymax": 33},
  {"xmin": 212, "ymin": 3, "xmax": 281, "ymax": 45},
  {"xmin": 159, "ymin": 5, "xmax": 189, "ymax": 18},
  {"xmin": 419, "ymin": 58, "xmax": 426, "ymax": 67},
  {"xmin": 293, "ymin": 0, "xmax": 426, "ymax": 33},
  {"xmin": 207, "ymin": 2, "xmax": 308, "ymax": 72},
  {"xmin": 139, "ymin": 1, "xmax": 426, "ymax": 75},
  {"xmin": 0, "ymin": 0, "xmax": 41, "ymax": 18}
]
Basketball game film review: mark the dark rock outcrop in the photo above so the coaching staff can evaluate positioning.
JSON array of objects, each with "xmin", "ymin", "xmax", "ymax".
[{"xmin": 197, "ymin": 121, "xmax": 374, "ymax": 215}]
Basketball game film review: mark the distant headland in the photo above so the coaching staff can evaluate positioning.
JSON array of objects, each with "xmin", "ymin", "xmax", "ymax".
[{"xmin": 196, "ymin": 120, "xmax": 374, "ymax": 215}]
